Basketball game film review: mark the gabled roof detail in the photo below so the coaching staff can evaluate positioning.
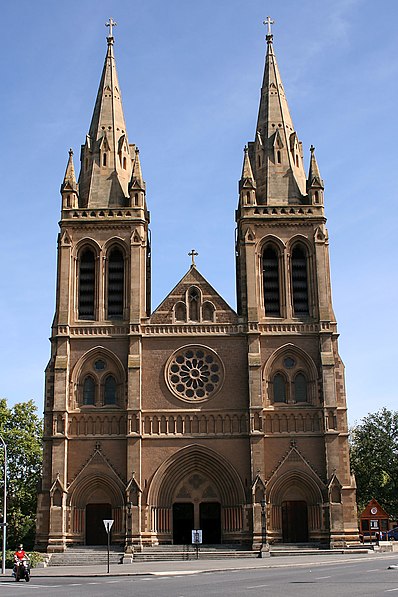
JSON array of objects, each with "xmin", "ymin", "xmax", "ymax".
[{"xmin": 150, "ymin": 266, "xmax": 238, "ymax": 326}]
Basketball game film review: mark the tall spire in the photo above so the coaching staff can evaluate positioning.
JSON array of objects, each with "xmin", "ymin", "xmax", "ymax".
[
  {"xmin": 78, "ymin": 20, "xmax": 137, "ymax": 208},
  {"xmin": 247, "ymin": 20, "xmax": 307, "ymax": 205}
]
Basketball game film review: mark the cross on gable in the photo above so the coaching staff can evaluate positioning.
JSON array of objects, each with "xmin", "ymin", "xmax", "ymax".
[{"xmin": 188, "ymin": 249, "xmax": 198, "ymax": 267}]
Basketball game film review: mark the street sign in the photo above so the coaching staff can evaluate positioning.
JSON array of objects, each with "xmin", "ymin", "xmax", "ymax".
[
  {"xmin": 103, "ymin": 519, "xmax": 114, "ymax": 532},
  {"xmin": 192, "ymin": 529, "xmax": 202, "ymax": 544}
]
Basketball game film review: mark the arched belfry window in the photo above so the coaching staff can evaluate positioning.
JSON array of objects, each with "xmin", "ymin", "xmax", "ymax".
[
  {"xmin": 83, "ymin": 376, "xmax": 96, "ymax": 405},
  {"xmin": 294, "ymin": 373, "xmax": 307, "ymax": 402},
  {"xmin": 273, "ymin": 373, "xmax": 286, "ymax": 403},
  {"xmin": 78, "ymin": 248, "xmax": 96, "ymax": 320},
  {"xmin": 104, "ymin": 375, "xmax": 117, "ymax": 405},
  {"xmin": 263, "ymin": 245, "xmax": 280, "ymax": 317},
  {"xmin": 107, "ymin": 247, "xmax": 124, "ymax": 319},
  {"xmin": 291, "ymin": 245, "xmax": 309, "ymax": 316},
  {"xmin": 188, "ymin": 287, "xmax": 200, "ymax": 321}
]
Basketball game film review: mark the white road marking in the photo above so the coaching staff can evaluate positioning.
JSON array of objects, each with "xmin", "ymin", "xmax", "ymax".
[
  {"xmin": 367, "ymin": 569, "xmax": 380, "ymax": 572},
  {"xmin": 315, "ymin": 576, "xmax": 331, "ymax": 579},
  {"xmin": 385, "ymin": 589, "xmax": 398, "ymax": 592},
  {"xmin": 247, "ymin": 584, "xmax": 270, "ymax": 589}
]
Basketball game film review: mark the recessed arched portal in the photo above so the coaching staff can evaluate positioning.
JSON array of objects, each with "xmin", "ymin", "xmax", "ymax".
[{"xmin": 146, "ymin": 445, "xmax": 246, "ymax": 544}]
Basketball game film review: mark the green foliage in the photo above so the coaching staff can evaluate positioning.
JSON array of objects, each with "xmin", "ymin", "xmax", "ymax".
[
  {"xmin": 0, "ymin": 399, "xmax": 43, "ymax": 550},
  {"xmin": 350, "ymin": 408, "xmax": 398, "ymax": 519},
  {"xmin": 5, "ymin": 549, "xmax": 46, "ymax": 569}
]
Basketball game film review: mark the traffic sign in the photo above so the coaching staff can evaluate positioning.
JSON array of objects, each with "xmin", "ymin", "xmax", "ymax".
[{"xmin": 103, "ymin": 519, "xmax": 114, "ymax": 532}]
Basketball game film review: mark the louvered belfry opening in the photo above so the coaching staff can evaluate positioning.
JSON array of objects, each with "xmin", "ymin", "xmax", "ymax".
[
  {"xmin": 107, "ymin": 248, "xmax": 124, "ymax": 319},
  {"xmin": 291, "ymin": 245, "xmax": 309, "ymax": 316},
  {"xmin": 79, "ymin": 248, "xmax": 96, "ymax": 320},
  {"xmin": 263, "ymin": 245, "xmax": 280, "ymax": 316}
]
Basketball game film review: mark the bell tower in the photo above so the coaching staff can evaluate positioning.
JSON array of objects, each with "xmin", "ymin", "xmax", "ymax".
[
  {"xmin": 36, "ymin": 23, "xmax": 151, "ymax": 551},
  {"xmin": 236, "ymin": 19, "xmax": 358, "ymax": 546}
]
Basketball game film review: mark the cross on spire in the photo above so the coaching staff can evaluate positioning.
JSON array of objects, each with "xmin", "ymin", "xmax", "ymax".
[
  {"xmin": 106, "ymin": 18, "xmax": 117, "ymax": 38},
  {"xmin": 263, "ymin": 16, "xmax": 275, "ymax": 37},
  {"xmin": 188, "ymin": 249, "xmax": 198, "ymax": 267}
]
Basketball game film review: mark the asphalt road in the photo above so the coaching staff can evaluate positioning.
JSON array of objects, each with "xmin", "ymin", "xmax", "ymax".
[{"xmin": 1, "ymin": 554, "xmax": 398, "ymax": 596}]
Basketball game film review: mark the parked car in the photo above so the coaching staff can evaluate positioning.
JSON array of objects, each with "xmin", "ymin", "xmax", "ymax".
[{"xmin": 387, "ymin": 527, "xmax": 398, "ymax": 540}]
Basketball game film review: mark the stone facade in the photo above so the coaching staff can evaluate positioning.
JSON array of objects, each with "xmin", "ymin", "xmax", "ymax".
[{"xmin": 35, "ymin": 27, "xmax": 358, "ymax": 552}]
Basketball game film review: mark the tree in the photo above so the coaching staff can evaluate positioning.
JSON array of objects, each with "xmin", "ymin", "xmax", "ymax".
[
  {"xmin": 350, "ymin": 408, "xmax": 398, "ymax": 519},
  {"xmin": 0, "ymin": 398, "xmax": 42, "ymax": 550}
]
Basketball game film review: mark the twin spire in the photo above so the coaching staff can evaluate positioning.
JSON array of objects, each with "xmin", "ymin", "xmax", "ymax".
[
  {"xmin": 62, "ymin": 19, "xmax": 322, "ymax": 211},
  {"xmin": 240, "ymin": 18, "xmax": 323, "ymax": 207},
  {"xmin": 62, "ymin": 20, "xmax": 146, "ymax": 210}
]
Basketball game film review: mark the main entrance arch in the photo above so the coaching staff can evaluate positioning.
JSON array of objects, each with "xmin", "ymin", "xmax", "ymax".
[{"xmin": 146, "ymin": 445, "xmax": 247, "ymax": 544}]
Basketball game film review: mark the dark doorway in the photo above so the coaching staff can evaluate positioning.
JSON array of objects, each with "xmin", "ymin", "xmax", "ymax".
[
  {"xmin": 173, "ymin": 503, "xmax": 194, "ymax": 544},
  {"xmin": 282, "ymin": 500, "xmax": 308, "ymax": 543},
  {"xmin": 86, "ymin": 503, "xmax": 112, "ymax": 545},
  {"xmin": 200, "ymin": 502, "xmax": 221, "ymax": 544}
]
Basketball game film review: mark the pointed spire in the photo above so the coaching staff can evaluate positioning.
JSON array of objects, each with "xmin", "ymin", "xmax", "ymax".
[
  {"xmin": 238, "ymin": 146, "xmax": 256, "ymax": 207},
  {"xmin": 250, "ymin": 20, "xmax": 307, "ymax": 204},
  {"xmin": 307, "ymin": 145, "xmax": 324, "ymax": 204},
  {"xmin": 129, "ymin": 148, "xmax": 146, "ymax": 192},
  {"xmin": 241, "ymin": 145, "xmax": 255, "ymax": 183},
  {"xmin": 78, "ymin": 22, "xmax": 137, "ymax": 208},
  {"xmin": 61, "ymin": 149, "xmax": 78, "ymax": 209},
  {"xmin": 307, "ymin": 145, "xmax": 324, "ymax": 189},
  {"xmin": 61, "ymin": 149, "xmax": 77, "ymax": 192}
]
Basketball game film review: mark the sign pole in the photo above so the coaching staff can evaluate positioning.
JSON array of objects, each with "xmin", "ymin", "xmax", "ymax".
[
  {"xmin": 107, "ymin": 523, "xmax": 110, "ymax": 574},
  {"xmin": 103, "ymin": 519, "xmax": 114, "ymax": 574}
]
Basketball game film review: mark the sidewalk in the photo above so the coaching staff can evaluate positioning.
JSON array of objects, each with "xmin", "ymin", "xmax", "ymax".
[{"xmin": 1, "ymin": 551, "xmax": 397, "ymax": 580}]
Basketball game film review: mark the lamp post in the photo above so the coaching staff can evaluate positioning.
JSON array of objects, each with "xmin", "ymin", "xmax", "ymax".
[
  {"xmin": 0, "ymin": 435, "xmax": 7, "ymax": 575},
  {"xmin": 260, "ymin": 497, "xmax": 266, "ymax": 556}
]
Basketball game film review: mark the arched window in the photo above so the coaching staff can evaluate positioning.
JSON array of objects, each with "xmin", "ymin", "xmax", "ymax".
[
  {"xmin": 263, "ymin": 245, "xmax": 280, "ymax": 317},
  {"xmin": 175, "ymin": 302, "xmax": 186, "ymax": 322},
  {"xmin": 273, "ymin": 373, "xmax": 286, "ymax": 403},
  {"xmin": 104, "ymin": 375, "xmax": 117, "ymax": 405},
  {"xmin": 277, "ymin": 150, "xmax": 281, "ymax": 164},
  {"xmin": 202, "ymin": 301, "xmax": 215, "ymax": 322},
  {"xmin": 107, "ymin": 247, "xmax": 124, "ymax": 319},
  {"xmin": 294, "ymin": 373, "xmax": 307, "ymax": 402},
  {"xmin": 123, "ymin": 157, "xmax": 127, "ymax": 169},
  {"xmin": 188, "ymin": 287, "xmax": 200, "ymax": 321},
  {"xmin": 83, "ymin": 376, "xmax": 96, "ymax": 405},
  {"xmin": 78, "ymin": 248, "xmax": 96, "ymax": 320},
  {"xmin": 291, "ymin": 245, "xmax": 309, "ymax": 316},
  {"xmin": 103, "ymin": 152, "xmax": 107, "ymax": 166}
]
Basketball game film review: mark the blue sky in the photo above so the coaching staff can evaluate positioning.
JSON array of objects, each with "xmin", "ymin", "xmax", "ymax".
[{"xmin": 1, "ymin": 0, "xmax": 397, "ymax": 424}]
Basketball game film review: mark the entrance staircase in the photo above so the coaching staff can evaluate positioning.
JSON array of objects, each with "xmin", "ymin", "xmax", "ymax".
[
  {"xmin": 132, "ymin": 544, "xmax": 256, "ymax": 562},
  {"xmin": 47, "ymin": 546, "xmax": 124, "ymax": 567}
]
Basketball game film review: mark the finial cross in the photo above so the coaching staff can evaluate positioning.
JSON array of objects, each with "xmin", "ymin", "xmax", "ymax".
[
  {"xmin": 263, "ymin": 16, "xmax": 275, "ymax": 36},
  {"xmin": 188, "ymin": 249, "xmax": 198, "ymax": 266},
  {"xmin": 106, "ymin": 18, "xmax": 117, "ymax": 37}
]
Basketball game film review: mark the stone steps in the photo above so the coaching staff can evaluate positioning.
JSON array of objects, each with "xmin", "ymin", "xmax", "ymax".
[{"xmin": 48, "ymin": 547, "xmax": 124, "ymax": 567}]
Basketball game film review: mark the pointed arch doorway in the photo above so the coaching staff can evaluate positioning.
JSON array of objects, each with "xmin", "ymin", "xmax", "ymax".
[
  {"xmin": 148, "ymin": 445, "xmax": 247, "ymax": 545},
  {"xmin": 86, "ymin": 503, "xmax": 111, "ymax": 545},
  {"xmin": 282, "ymin": 500, "xmax": 308, "ymax": 543}
]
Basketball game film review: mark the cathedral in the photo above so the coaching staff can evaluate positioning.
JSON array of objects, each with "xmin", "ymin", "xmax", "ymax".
[{"xmin": 35, "ymin": 20, "xmax": 358, "ymax": 552}]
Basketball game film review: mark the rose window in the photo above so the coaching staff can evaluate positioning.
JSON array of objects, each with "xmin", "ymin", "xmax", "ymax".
[{"xmin": 166, "ymin": 346, "xmax": 224, "ymax": 401}]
